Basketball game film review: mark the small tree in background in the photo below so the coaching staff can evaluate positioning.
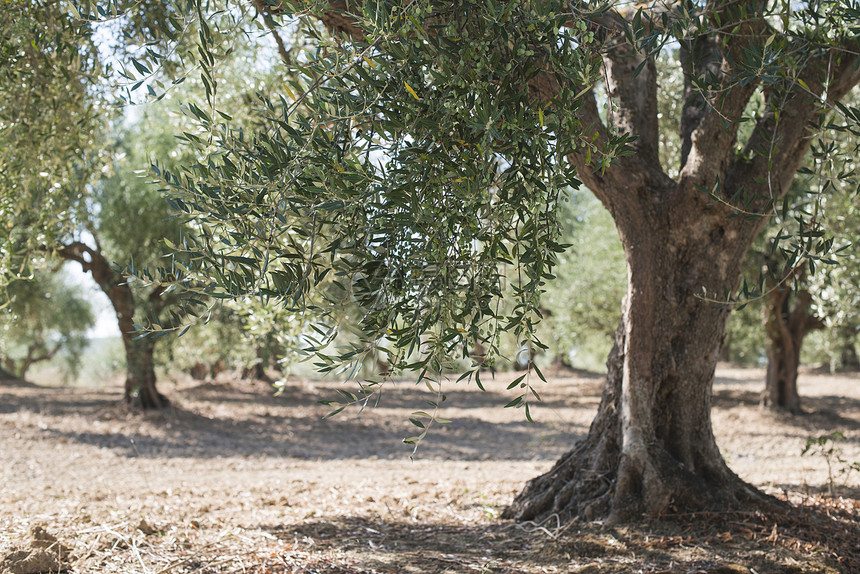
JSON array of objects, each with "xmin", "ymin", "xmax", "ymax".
[
  {"xmin": 760, "ymin": 265, "xmax": 824, "ymax": 413},
  {"xmin": 0, "ymin": 272, "xmax": 94, "ymax": 381},
  {"xmin": 1, "ymin": 5, "xmax": 294, "ymax": 407},
  {"xmin": 737, "ymin": 185, "xmax": 829, "ymax": 414}
]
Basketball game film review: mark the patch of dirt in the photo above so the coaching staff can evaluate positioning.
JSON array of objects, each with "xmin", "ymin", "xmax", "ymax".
[
  {"xmin": 0, "ymin": 366, "xmax": 858, "ymax": 573},
  {"xmin": 0, "ymin": 526, "xmax": 74, "ymax": 574}
]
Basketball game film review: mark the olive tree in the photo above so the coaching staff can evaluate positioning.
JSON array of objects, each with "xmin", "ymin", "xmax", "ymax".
[
  {"xmin": 1, "ymin": 2, "xmax": 292, "ymax": 406},
  {"xmin": 73, "ymin": 0, "xmax": 860, "ymax": 523},
  {"xmin": 0, "ymin": 272, "xmax": 94, "ymax": 381},
  {"xmin": 753, "ymin": 91, "xmax": 860, "ymax": 410},
  {"xmin": 499, "ymin": 1, "xmax": 860, "ymax": 522}
]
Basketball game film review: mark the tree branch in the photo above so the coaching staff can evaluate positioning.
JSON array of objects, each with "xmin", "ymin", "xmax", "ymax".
[
  {"xmin": 678, "ymin": 35, "xmax": 722, "ymax": 168},
  {"xmin": 566, "ymin": 89, "xmax": 607, "ymax": 189},
  {"xmin": 603, "ymin": 45, "xmax": 660, "ymax": 168},
  {"xmin": 317, "ymin": 0, "xmax": 366, "ymax": 40},
  {"xmin": 727, "ymin": 45, "xmax": 860, "ymax": 214},
  {"xmin": 790, "ymin": 289, "xmax": 825, "ymax": 337},
  {"xmin": 21, "ymin": 340, "xmax": 62, "ymax": 377},
  {"xmin": 55, "ymin": 241, "xmax": 113, "ymax": 287},
  {"xmin": 55, "ymin": 241, "xmax": 137, "ymax": 336},
  {"xmin": 677, "ymin": 5, "xmax": 772, "ymax": 188},
  {"xmin": 252, "ymin": 0, "xmax": 293, "ymax": 65}
]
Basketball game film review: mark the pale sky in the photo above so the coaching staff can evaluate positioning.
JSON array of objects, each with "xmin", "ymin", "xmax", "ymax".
[{"xmin": 63, "ymin": 263, "xmax": 121, "ymax": 339}]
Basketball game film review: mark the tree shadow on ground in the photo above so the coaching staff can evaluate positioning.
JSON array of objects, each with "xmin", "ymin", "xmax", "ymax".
[
  {"xmin": 0, "ymin": 385, "xmax": 107, "ymax": 415},
  {"xmin": 181, "ymin": 374, "xmax": 599, "ymax": 411},
  {"xmin": 0, "ymin": 377, "xmax": 39, "ymax": 412},
  {"xmin": 40, "ymin": 407, "xmax": 584, "ymax": 461},
  {"xmin": 260, "ymin": 497, "xmax": 858, "ymax": 573},
  {"xmin": 2, "ymin": 375, "xmax": 590, "ymax": 461},
  {"xmin": 712, "ymin": 388, "xmax": 860, "ymax": 432}
]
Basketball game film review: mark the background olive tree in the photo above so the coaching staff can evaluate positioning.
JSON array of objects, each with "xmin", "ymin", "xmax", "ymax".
[
  {"xmin": 0, "ymin": 272, "xmax": 94, "ymax": 381},
  {"xmin": 1, "ymin": 3, "xmax": 299, "ymax": 405}
]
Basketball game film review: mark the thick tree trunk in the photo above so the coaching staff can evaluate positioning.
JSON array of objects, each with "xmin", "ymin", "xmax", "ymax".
[
  {"xmin": 505, "ymin": 197, "xmax": 765, "ymax": 523},
  {"xmin": 761, "ymin": 285, "xmax": 823, "ymax": 414}
]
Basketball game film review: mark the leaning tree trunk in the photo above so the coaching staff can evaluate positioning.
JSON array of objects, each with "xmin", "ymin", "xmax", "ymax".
[
  {"xmin": 761, "ymin": 283, "xmax": 823, "ymax": 414},
  {"xmin": 57, "ymin": 242, "xmax": 167, "ymax": 409}
]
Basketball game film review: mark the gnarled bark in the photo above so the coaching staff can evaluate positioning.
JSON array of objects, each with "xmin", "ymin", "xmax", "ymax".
[{"xmin": 505, "ymin": 176, "xmax": 767, "ymax": 522}]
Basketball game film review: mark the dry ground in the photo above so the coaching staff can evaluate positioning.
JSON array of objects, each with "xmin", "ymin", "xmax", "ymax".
[{"xmin": 1, "ymin": 366, "xmax": 858, "ymax": 573}]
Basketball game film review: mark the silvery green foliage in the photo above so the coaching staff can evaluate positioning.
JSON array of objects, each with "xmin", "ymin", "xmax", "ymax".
[{"xmin": 147, "ymin": 0, "xmax": 615, "ymax": 439}]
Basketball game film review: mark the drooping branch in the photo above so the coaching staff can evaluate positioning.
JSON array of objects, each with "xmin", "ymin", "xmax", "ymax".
[
  {"xmin": 566, "ymin": 90, "xmax": 609, "ymax": 190},
  {"xmin": 295, "ymin": 2, "xmax": 644, "ymax": 202}
]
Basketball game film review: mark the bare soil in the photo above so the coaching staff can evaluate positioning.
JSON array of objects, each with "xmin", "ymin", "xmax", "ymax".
[{"xmin": 1, "ymin": 366, "xmax": 858, "ymax": 573}]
